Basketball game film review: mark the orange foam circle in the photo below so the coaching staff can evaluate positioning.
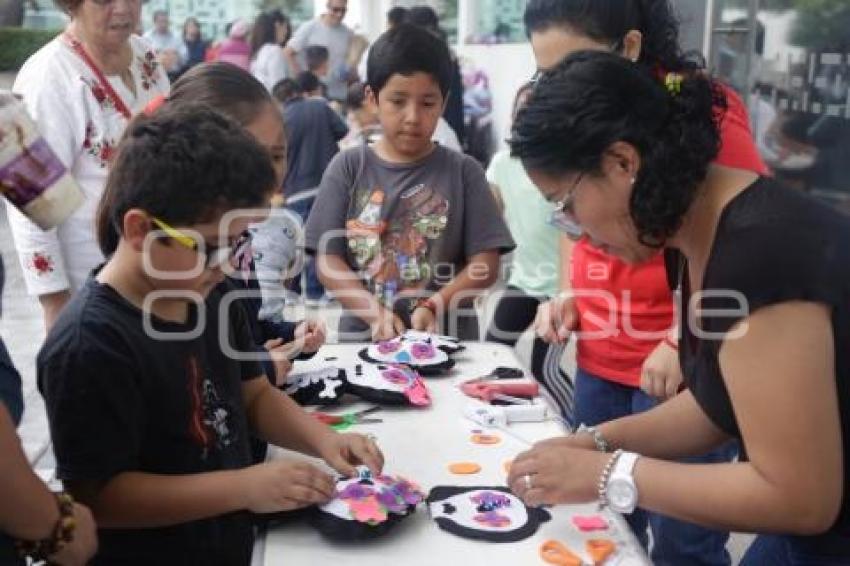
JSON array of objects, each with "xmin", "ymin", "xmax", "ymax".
[
  {"xmin": 448, "ymin": 462, "xmax": 482, "ymax": 474},
  {"xmin": 471, "ymin": 433, "xmax": 502, "ymax": 445}
]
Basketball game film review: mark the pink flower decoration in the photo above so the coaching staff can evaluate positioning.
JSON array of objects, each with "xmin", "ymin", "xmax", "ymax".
[
  {"xmin": 572, "ymin": 515, "xmax": 609, "ymax": 532},
  {"xmin": 349, "ymin": 498, "xmax": 387, "ymax": 524},
  {"xmin": 474, "ymin": 511, "xmax": 511, "ymax": 528},
  {"xmin": 410, "ymin": 342, "xmax": 436, "ymax": 360},
  {"xmin": 377, "ymin": 340, "xmax": 401, "ymax": 354}
]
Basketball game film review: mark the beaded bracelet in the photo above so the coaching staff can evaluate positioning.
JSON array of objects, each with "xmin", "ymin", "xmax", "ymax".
[
  {"xmin": 16, "ymin": 491, "xmax": 77, "ymax": 562},
  {"xmin": 576, "ymin": 423, "xmax": 611, "ymax": 453},
  {"xmin": 597, "ymin": 449, "xmax": 624, "ymax": 511}
]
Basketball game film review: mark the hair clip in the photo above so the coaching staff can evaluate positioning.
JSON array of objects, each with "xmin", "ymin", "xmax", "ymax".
[
  {"xmin": 664, "ymin": 73, "xmax": 683, "ymax": 96},
  {"xmin": 143, "ymin": 94, "xmax": 167, "ymax": 116}
]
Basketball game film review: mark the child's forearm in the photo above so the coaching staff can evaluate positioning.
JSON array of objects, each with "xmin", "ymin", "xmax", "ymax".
[
  {"xmin": 316, "ymin": 254, "xmax": 384, "ymax": 323},
  {"xmin": 243, "ymin": 377, "xmax": 334, "ymax": 457},
  {"xmin": 68, "ymin": 469, "xmax": 248, "ymax": 529},
  {"xmin": 432, "ymin": 250, "xmax": 500, "ymax": 307},
  {"xmin": 0, "ymin": 405, "xmax": 60, "ymax": 540}
]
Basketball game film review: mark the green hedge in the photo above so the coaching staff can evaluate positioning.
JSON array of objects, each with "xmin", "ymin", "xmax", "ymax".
[{"xmin": 0, "ymin": 28, "xmax": 60, "ymax": 71}]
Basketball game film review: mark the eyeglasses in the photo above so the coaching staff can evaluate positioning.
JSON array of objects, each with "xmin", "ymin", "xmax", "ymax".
[
  {"xmin": 548, "ymin": 173, "xmax": 584, "ymax": 240},
  {"xmin": 150, "ymin": 216, "xmax": 250, "ymax": 270}
]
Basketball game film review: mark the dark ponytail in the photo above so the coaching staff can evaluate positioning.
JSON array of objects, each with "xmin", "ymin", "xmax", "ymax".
[{"xmin": 509, "ymin": 50, "xmax": 724, "ymax": 246}]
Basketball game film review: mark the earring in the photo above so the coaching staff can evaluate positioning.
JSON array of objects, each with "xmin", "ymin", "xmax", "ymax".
[
  {"xmin": 630, "ymin": 177, "xmax": 636, "ymax": 185},
  {"xmin": 631, "ymin": 57, "xmax": 638, "ymax": 63}
]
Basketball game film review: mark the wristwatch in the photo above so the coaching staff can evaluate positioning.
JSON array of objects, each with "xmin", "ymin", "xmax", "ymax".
[{"xmin": 605, "ymin": 451, "xmax": 640, "ymax": 514}]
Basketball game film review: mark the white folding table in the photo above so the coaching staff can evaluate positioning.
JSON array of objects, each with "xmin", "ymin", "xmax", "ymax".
[{"xmin": 258, "ymin": 342, "xmax": 650, "ymax": 566}]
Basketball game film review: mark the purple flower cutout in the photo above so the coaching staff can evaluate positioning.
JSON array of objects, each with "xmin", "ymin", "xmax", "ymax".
[
  {"xmin": 410, "ymin": 342, "xmax": 437, "ymax": 360},
  {"xmin": 377, "ymin": 340, "xmax": 402, "ymax": 354}
]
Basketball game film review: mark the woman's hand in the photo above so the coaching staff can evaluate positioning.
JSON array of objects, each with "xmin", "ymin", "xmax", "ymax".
[
  {"xmin": 507, "ymin": 436, "xmax": 608, "ymax": 507},
  {"xmin": 316, "ymin": 432, "xmax": 384, "ymax": 479},
  {"xmin": 640, "ymin": 340, "xmax": 683, "ymax": 400}
]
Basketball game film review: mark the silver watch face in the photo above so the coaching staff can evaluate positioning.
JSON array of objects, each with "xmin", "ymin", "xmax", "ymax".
[{"xmin": 608, "ymin": 479, "xmax": 637, "ymax": 510}]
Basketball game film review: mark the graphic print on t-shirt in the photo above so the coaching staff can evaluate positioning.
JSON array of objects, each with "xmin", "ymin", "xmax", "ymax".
[
  {"xmin": 346, "ymin": 184, "xmax": 448, "ymax": 306},
  {"xmin": 186, "ymin": 354, "xmax": 237, "ymax": 459}
]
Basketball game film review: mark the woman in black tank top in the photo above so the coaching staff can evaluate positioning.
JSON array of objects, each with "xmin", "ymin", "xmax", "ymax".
[{"xmin": 505, "ymin": 50, "xmax": 850, "ymax": 563}]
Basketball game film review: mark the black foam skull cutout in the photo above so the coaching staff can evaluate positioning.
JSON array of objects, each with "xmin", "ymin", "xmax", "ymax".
[{"xmin": 426, "ymin": 486, "xmax": 551, "ymax": 543}]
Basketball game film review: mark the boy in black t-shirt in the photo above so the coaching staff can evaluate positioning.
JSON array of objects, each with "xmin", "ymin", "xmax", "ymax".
[{"xmin": 38, "ymin": 105, "xmax": 383, "ymax": 565}]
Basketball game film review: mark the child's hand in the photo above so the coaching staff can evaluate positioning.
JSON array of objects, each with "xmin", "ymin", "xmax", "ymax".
[
  {"xmin": 263, "ymin": 338, "xmax": 293, "ymax": 386},
  {"xmin": 411, "ymin": 306, "xmax": 437, "ymax": 333},
  {"xmin": 295, "ymin": 319, "xmax": 327, "ymax": 353},
  {"xmin": 50, "ymin": 502, "xmax": 98, "ymax": 566},
  {"xmin": 241, "ymin": 460, "xmax": 336, "ymax": 513},
  {"xmin": 534, "ymin": 294, "xmax": 578, "ymax": 344},
  {"xmin": 370, "ymin": 308, "xmax": 406, "ymax": 341},
  {"xmin": 316, "ymin": 432, "xmax": 384, "ymax": 479}
]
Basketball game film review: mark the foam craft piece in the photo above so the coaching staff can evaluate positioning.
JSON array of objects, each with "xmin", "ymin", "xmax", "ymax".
[
  {"xmin": 572, "ymin": 515, "xmax": 609, "ymax": 532},
  {"xmin": 359, "ymin": 330, "xmax": 464, "ymax": 375},
  {"xmin": 281, "ymin": 366, "xmax": 346, "ymax": 406},
  {"xmin": 307, "ymin": 468, "xmax": 425, "ymax": 541},
  {"xmin": 344, "ymin": 362, "xmax": 431, "ymax": 407},
  {"xmin": 426, "ymin": 486, "xmax": 551, "ymax": 543},
  {"xmin": 587, "ymin": 539, "xmax": 617, "ymax": 564}
]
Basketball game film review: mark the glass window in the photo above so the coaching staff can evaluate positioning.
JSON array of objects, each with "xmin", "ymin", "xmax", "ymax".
[{"xmin": 711, "ymin": 0, "xmax": 850, "ymax": 208}]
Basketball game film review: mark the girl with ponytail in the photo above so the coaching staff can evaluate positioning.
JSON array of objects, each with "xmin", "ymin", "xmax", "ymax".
[{"xmin": 508, "ymin": 50, "xmax": 850, "ymax": 564}]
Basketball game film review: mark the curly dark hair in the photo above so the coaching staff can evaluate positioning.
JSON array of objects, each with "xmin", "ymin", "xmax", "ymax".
[
  {"xmin": 95, "ymin": 103, "xmax": 276, "ymax": 256},
  {"xmin": 510, "ymin": 50, "xmax": 724, "ymax": 247},
  {"xmin": 523, "ymin": 0, "xmax": 701, "ymax": 73}
]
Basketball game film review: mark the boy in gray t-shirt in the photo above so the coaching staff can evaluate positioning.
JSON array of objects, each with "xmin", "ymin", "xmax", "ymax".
[{"xmin": 305, "ymin": 24, "xmax": 514, "ymax": 341}]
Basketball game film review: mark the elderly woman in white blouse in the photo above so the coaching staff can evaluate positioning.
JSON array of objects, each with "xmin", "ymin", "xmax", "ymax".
[{"xmin": 9, "ymin": 0, "xmax": 169, "ymax": 329}]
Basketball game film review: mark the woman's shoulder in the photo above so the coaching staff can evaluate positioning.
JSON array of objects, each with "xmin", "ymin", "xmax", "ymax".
[{"xmin": 16, "ymin": 35, "xmax": 72, "ymax": 80}]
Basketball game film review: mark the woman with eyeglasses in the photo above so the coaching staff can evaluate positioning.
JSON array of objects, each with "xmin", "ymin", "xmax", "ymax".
[
  {"xmin": 508, "ymin": 49, "xmax": 850, "ymax": 566},
  {"xmin": 7, "ymin": 0, "xmax": 169, "ymax": 331},
  {"xmin": 521, "ymin": 1, "xmax": 767, "ymax": 562}
]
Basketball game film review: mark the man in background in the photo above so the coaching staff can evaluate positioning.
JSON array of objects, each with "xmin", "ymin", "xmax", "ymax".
[{"xmin": 284, "ymin": 0, "xmax": 353, "ymax": 103}]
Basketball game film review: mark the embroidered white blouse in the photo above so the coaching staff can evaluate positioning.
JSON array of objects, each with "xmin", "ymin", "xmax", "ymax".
[{"xmin": 8, "ymin": 34, "xmax": 169, "ymax": 296}]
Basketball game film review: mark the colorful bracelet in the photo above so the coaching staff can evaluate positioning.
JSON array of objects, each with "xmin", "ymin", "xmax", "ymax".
[
  {"xmin": 16, "ymin": 491, "xmax": 77, "ymax": 562},
  {"xmin": 597, "ymin": 449, "xmax": 624, "ymax": 511}
]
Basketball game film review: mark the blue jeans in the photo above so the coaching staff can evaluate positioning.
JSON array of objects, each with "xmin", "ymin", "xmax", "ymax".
[
  {"xmin": 285, "ymin": 196, "xmax": 324, "ymax": 300},
  {"xmin": 574, "ymin": 368, "xmax": 736, "ymax": 566},
  {"xmin": 741, "ymin": 534, "xmax": 850, "ymax": 565}
]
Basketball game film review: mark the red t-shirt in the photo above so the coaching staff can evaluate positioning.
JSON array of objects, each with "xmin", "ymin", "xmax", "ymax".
[{"xmin": 572, "ymin": 84, "xmax": 767, "ymax": 387}]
